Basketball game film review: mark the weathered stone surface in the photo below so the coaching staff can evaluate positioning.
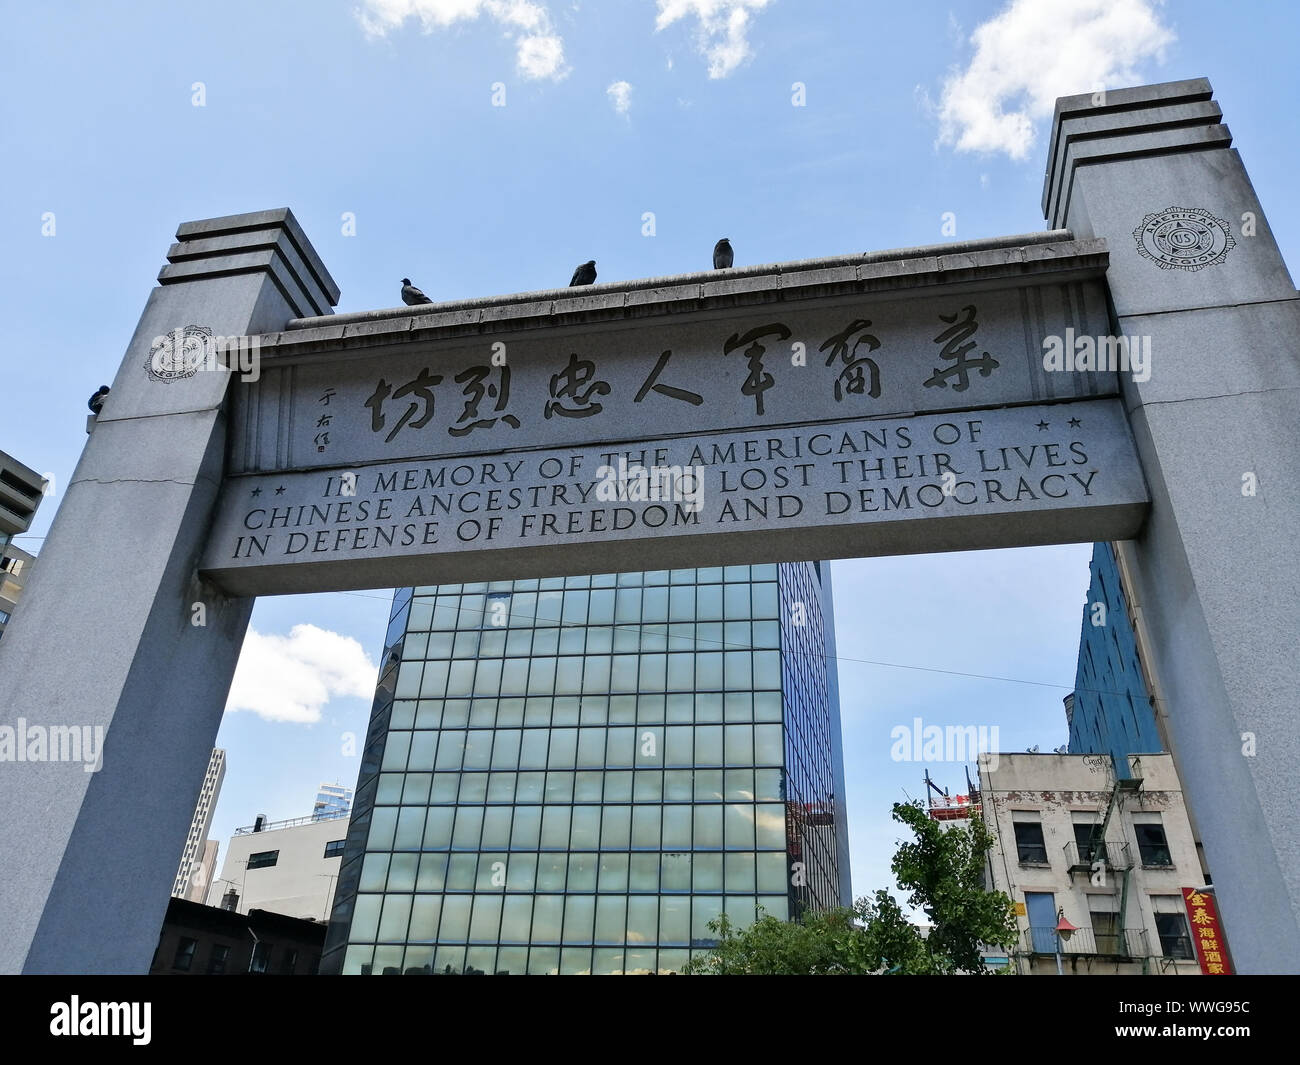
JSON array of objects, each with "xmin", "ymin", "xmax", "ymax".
[
  {"xmin": 229, "ymin": 278, "xmax": 1116, "ymax": 475},
  {"xmin": 201, "ymin": 397, "xmax": 1147, "ymax": 596}
]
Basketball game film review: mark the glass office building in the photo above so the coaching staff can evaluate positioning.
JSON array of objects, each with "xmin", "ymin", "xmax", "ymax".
[{"xmin": 321, "ymin": 562, "xmax": 850, "ymax": 975}]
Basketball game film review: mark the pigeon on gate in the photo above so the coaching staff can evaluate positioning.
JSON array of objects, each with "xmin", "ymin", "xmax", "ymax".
[
  {"xmin": 713, "ymin": 238, "xmax": 734, "ymax": 269},
  {"xmin": 400, "ymin": 278, "xmax": 433, "ymax": 305},
  {"xmin": 569, "ymin": 260, "xmax": 597, "ymax": 286},
  {"xmin": 88, "ymin": 385, "xmax": 110, "ymax": 415}
]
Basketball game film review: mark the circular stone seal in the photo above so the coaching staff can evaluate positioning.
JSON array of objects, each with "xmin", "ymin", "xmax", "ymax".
[
  {"xmin": 1133, "ymin": 207, "xmax": 1235, "ymax": 271},
  {"xmin": 146, "ymin": 324, "xmax": 213, "ymax": 382}
]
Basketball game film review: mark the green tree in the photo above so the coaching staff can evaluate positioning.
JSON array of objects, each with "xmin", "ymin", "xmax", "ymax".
[{"xmin": 683, "ymin": 800, "xmax": 1017, "ymax": 975}]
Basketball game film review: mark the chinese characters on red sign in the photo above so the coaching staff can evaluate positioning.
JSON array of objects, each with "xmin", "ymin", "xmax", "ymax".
[{"xmin": 1182, "ymin": 887, "xmax": 1232, "ymax": 975}]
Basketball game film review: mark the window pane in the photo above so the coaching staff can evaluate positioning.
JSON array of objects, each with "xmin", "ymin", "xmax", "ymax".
[
  {"xmin": 601, "ymin": 806, "xmax": 631, "ymax": 848},
  {"xmin": 577, "ymin": 728, "xmax": 606, "ymax": 768},
  {"xmin": 490, "ymin": 730, "xmax": 522, "ymax": 769},
  {"xmin": 408, "ymin": 895, "xmax": 441, "ymax": 940},
  {"xmin": 511, "ymin": 806, "xmax": 541, "ymax": 848},
  {"xmin": 481, "ymin": 806, "xmax": 512, "ymax": 848},
  {"xmin": 463, "ymin": 730, "xmax": 492, "ymax": 769},
  {"xmin": 516, "ymin": 729, "xmax": 546, "ymax": 770},
  {"xmin": 532, "ymin": 896, "xmax": 564, "ymax": 943},
  {"xmin": 631, "ymin": 806, "xmax": 661, "ymax": 848},
  {"xmin": 662, "ymin": 805, "xmax": 692, "ymax": 848},
  {"xmin": 665, "ymin": 726, "xmax": 692, "ymax": 765},
  {"xmin": 599, "ymin": 853, "xmax": 629, "ymax": 893},
  {"xmin": 725, "ymin": 725, "xmax": 754, "ymax": 766},
  {"xmin": 694, "ymin": 805, "xmax": 723, "ymax": 848},
  {"xmin": 435, "ymin": 730, "xmax": 466, "ymax": 770},
  {"xmin": 595, "ymin": 897, "xmax": 627, "ymax": 943},
  {"xmin": 452, "ymin": 807, "xmax": 483, "ymax": 849},
  {"xmin": 541, "ymin": 806, "xmax": 571, "ymax": 847},
  {"xmin": 755, "ymin": 804, "xmax": 786, "ymax": 848},
  {"xmin": 570, "ymin": 806, "xmax": 600, "ymax": 848},
  {"xmin": 692, "ymin": 895, "xmax": 723, "ymax": 941},
  {"xmin": 501, "ymin": 896, "xmax": 533, "ymax": 942},
  {"xmin": 568, "ymin": 852, "xmax": 598, "ymax": 891},
  {"xmin": 726, "ymin": 852, "xmax": 757, "ymax": 892},
  {"xmin": 545, "ymin": 771, "xmax": 574, "ymax": 803},
  {"xmin": 563, "ymin": 896, "xmax": 595, "ymax": 944},
  {"xmin": 548, "ymin": 729, "xmax": 577, "ymax": 769},
  {"xmin": 395, "ymin": 807, "xmax": 425, "ymax": 848},
  {"xmin": 378, "ymin": 895, "xmax": 412, "ymax": 941},
  {"xmin": 469, "ymin": 895, "xmax": 502, "ymax": 942},
  {"xmin": 407, "ymin": 732, "xmax": 436, "ymax": 772},
  {"xmin": 696, "ymin": 726, "xmax": 723, "ymax": 765},
  {"xmin": 627, "ymin": 896, "xmax": 659, "ymax": 944},
  {"xmin": 754, "ymin": 724, "xmax": 784, "ymax": 765},
  {"xmin": 726, "ymin": 804, "xmax": 756, "ymax": 849},
  {"xmin": 694, "ymin": 768, "xmax": 724, "ymax": 801}
]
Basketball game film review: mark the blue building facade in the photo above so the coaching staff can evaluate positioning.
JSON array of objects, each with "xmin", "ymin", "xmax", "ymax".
[
  {"xmin": 1068, "ymin": 543, "xmax": 1163, "ymax": 776},
  {"xmin": 321, "ymin": 561, "xmax": 850, "ymax": 975}
]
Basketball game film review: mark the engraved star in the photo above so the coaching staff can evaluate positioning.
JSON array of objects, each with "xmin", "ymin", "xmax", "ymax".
[
  {"xmin": 275, "ymin": 486, "xmax": 286, "ymax": 495},
  {"xmin": 1069, "ymin": 417, "xmax": 1082, "ymax": 428},
  {"xmin": 251, "ymin": 487, "xmax": 262, "ymax": 497},
  {"xmin": 1036, "ymin": 420, "xmax": 1050, "ymax": 431}
]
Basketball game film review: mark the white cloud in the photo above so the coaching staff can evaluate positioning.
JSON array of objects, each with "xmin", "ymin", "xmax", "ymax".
[
  {"xmin": 358, "ymin": 0, "xmax": 569, "ymax": 80},
  {"xmin": 606, "ymin": 79, "xmax": 632, "ymax": 115},
  {"xmin": 655, "ymin": 0, "xmax": 773, "ymax": 79},
  {"xmin": 226, "ymin": 624, "xmax": 378, "ymax": 724},
  {"xmin": 936, "ymin": 0, "xmax": 1174, "ymax": 160}
]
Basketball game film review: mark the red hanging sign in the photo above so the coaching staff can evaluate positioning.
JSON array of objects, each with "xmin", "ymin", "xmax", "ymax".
[{"xmin": 1182, "ymin": 887, "xmax": 1232, "ymax": 975}]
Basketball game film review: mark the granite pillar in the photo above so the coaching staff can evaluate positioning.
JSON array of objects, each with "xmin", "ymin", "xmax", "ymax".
[
  {"xmin": 1045, "ymin": 79, "xmax": 1300, "ymax": 973},
  {"xmin": 0, "ymin": 209, "xmax": 338, "ymax": 973}
]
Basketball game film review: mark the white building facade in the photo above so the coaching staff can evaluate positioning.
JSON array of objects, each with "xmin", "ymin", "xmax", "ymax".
[
  {"xmin": 210, "ymin": 812, "xmax": 350, "ymax": 922},
  {"xmin": 978, "ymin": 752, "xmax": 1220, "ymax": 975}
]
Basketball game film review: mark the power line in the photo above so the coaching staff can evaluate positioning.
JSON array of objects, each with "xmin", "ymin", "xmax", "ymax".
[{"xmin": 6, "ymin": 550, "xmax": 1114, "ymax": 698}]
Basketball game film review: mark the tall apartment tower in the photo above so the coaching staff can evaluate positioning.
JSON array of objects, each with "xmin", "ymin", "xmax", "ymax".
[
  {"xmin": 173, "ymin": 748, "xmax": 226, "ymax": 903},
  {"xmin": 322, "ymin": 562, "xmax": 850, "ymax": 975}
]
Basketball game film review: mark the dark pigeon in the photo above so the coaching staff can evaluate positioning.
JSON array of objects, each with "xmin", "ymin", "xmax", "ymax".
[
  {"xmin": 569, "ymin": 260, "xmax": 597, "ymax": 286},
  {"xmin": 400, "ymin": 278, "xmax": 433, "ymax": 305},
  {"xmin": 88, "ymin": 385, "xmax": 110, "ymax": 415},
  {"xmin": 713, "ymin": 238, "xmax": 734, "ymax": 270}
]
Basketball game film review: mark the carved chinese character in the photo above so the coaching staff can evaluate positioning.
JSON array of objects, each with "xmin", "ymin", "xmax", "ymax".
[
  {"xmin": 635, "ymin": 350, "xmax": 703, "ymax": 406},
  {"xmin": 365, "ymin": 368, "xmax": 443, "ymax": 444},
  {"xmin": 450, "ymin": 364, "xmax": 521, "ymax": 437},
  {"xmin": 316, "ymin": 414, "xmax": 333, "ymax": 428},
  {"xmin": 724, "ymin": 323, "xmax": 790, "ymax": 415},
  {"xmin": 318, "ymin": 388, "xmax": 336, "ymax": 406},
  {"xmin": 314, "ymin": 431, "xmax": 330, "ymax": 452},
  {"xmin": 924, "ymin": 305, "xmax": 999, "ymax": 392},
  {"xmin": 820, "ymin": 319, "xmax": 882, "ymax": 401},
  {"xmin": 545, "ymin": 353, "xmax": 610, "ymax": 419}
]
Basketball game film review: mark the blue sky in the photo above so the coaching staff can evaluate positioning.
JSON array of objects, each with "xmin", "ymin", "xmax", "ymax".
[{"xmin": 2, "ymin": 0, "xmax": 1297, "ymax": 904}]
